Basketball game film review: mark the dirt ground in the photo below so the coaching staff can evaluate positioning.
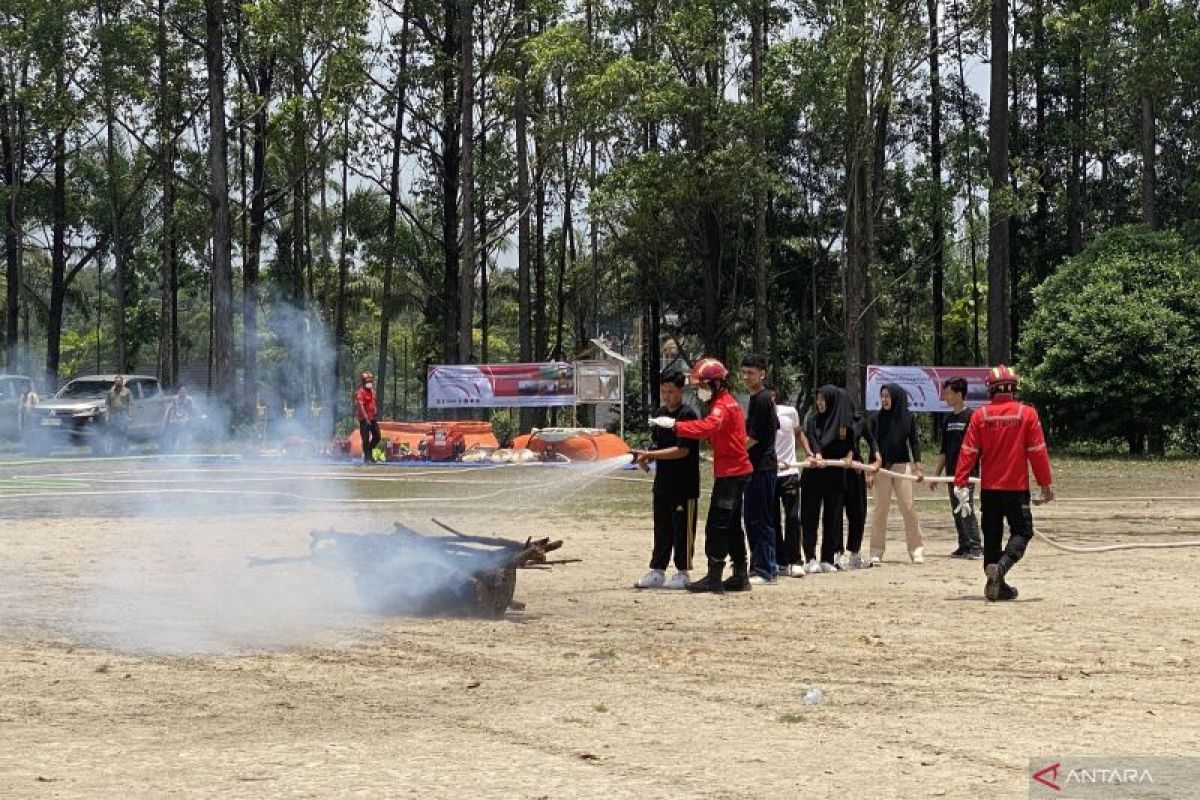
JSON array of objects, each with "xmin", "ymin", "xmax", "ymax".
[{"xmin": 2, "ymin": 455, "xmax": 1200, "ymax": 799}]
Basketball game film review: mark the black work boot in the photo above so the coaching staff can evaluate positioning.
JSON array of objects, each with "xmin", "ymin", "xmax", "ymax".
[
  {"xmin": 687, "ymin": 561, "xmax": 726, "ymax": 594},
  {"xmin": 985, "ymin": 556, "xmax": 1019, "ymax": 602},
  {"xmin": 722, "ymin": 563, "xmax": 752, "ymax": 592}
]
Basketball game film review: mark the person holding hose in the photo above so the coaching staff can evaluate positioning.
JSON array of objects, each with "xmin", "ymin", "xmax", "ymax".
[
  {"xmin": 868, "ymin": 384, "xmax": 926, "ymax": 565},
  {"xmin": 954, "ymin": 365, "xmax": 1055, "ymax": 602},
  {"xmin": 650, "ymin": 358, "xmax": 754, "ymax": 594}
]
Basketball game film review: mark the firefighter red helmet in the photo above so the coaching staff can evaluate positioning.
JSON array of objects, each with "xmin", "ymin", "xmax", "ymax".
[
  {"xmin": 689, "ymin": 357, "xmax": 729, "ymax": 384},
  {"xmin": 986, "ymin": 364, "xmax": 1019, "ymax": 393},
  {"xmin": 361, "ymin": 371, "xmax": 375, "ymax": 384}
]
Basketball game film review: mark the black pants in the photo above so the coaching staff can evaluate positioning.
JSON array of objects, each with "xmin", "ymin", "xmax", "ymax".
[
  {"xmin": 801, "ymin": 469, "xmax": 845, "ymax": 564},
  {"xmin": 774, "ymin": 473, "xmax": 802, "ymax": 567},
  {"xmin": 650, "ymin": 494, "xmax": 698, "ymax": 572},
  {"xmin": 845, "ymin": 470, "xmax": 867, "ymax": 554},
  {"xmin": 359, "ymin": 419, "xmax": 382, "ymax": 462},
  {"xmin": 947, "ymin": 484, "xmax": 982, "ymax": 551},
  {"xmin": 704, "ymin": 475, "xmax": 750, "ymax": 569},
  {"xmin": 980, "ymin": 489, "xmax": 1034, "ymax": 572}
]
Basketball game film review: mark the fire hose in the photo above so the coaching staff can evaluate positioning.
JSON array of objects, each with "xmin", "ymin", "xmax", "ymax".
[{"xmin": 785, "ymin": 459, "xmax": 1200, "ymax": 553}]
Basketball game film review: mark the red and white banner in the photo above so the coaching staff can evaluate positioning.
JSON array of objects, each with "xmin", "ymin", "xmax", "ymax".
[
  {"xmin": 427, "ymin": 363, "xmax": 576, "ymax": 408},
  {"xmin": 865, "ymin": 365, "xmax": 992, "ymax": 412}
]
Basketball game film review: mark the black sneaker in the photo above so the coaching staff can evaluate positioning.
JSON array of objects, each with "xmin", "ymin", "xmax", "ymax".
[
  {"xmin": 966, "ymin": 548, "xmax": 984, "ymax": 560},
  {"xmin": 686, "ymin": 574, "xmax": 726, "ymax": 594},
  {"xmin": 984, "ymin": 563, "xmax": 1003, "ymax": 602},
  {"xmin": 722, "ymin": 569, "xmax": 752, "ymax": 592},
  {"xmin": 687, "ymin": 563, "xmax": 726, "ymax": 594},
  {"xmin": 950, "ymin": 547, "xmax": 970, "ymax": 558},
  {"xmin": 998, "ymin": 582, "xmax": 1019, "ymax": 601}
]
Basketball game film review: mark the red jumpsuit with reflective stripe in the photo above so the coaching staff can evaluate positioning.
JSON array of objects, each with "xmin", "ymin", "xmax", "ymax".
[
  {"xmin": 675, "ymin": 390, "xmax": 753, "ymax": 479},
  {"xmin": 954, "ymin": 395, "xmax": 1053, "ymax": 491}
]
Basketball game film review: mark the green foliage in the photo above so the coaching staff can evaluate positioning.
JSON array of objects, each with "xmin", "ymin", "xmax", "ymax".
[{"xmin": 1021, "ymin": 226, "xmax": 1200, "ymax": 451}]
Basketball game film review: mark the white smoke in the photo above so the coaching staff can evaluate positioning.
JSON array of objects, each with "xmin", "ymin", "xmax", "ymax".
[{"xmin": 0, "ymin": 301, "xmax": 628, "ymax": 654}]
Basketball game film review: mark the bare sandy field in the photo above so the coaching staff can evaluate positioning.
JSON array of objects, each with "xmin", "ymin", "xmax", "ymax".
[{"xmin": 2, "ymin": 456, "xmax": 1199, "ymax": 799}]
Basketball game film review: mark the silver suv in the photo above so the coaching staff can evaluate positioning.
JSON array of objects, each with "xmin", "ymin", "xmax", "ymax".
[{"xmin": 24, "ymin": 375, "xmax": 175, "ymax": 456}]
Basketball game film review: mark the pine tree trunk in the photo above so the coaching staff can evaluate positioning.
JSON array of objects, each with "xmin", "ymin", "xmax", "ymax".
[
  {"xmin": 928, "ymin": 0, "xmax": 945, "ymax": 367},
  {"xmin": 1138, "ymin": 0, "xmax": 1157, "ymax": 229},
  {"xmin": 1033, "ymin": 0, "xmax": 1048, "ymax": 280},
  {"xmin": 751, "ymin": 0, "xmax": 768, "ymax": 356},
  {"xmin": 844, "ymin": 0, "xmax": 869, "ymax": 402},
  {"xmin": 206, "ymin": 0, "xmax": 235, "ymax": 407},
  {"xmin": 0, "ymin": 73, "xmax": 18, "ymax": 373},
  {"xmin": 478, "ymin": 73, "xmax": 489, "ymax": 364},
  {"xmin": 243, "ymin": 57, "xmax": 272, "ymax": 414},
  {"xmin": 1066, "ymin": 35, "xmax": 1083, "ymax": 255},
  {"xmin": 377, "ymin": 0, "xmax": 410, "ymax": 410},
  {"xmin": 515, "ymin": 0, "xmax": 532, "ymax": 429},
  {"xmin": 987, "ymin": 0, "xmax": 1011, "ymax": 365},
  {"xmin": 334, "ymin": 111, "xmax": 351, "ymax": 419},
  {"xmin": 157, "ymin": 0, "xmax": 177, "ymax": 388},
  {"xmin": 458, "ymin": 0, "xmax": 476, "ymax": 364},
  {"xmin": 441, "ymin": 0, "xmax": 462, "ymax": 363},
  {"xmin": 98, "ymin": 0, "xmax": 128, "ymax": 373}
]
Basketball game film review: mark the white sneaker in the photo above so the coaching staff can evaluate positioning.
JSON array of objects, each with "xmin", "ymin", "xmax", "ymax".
[
  {"xmin": 910, "ymin": 547, "xmax": 925, "ymax": 565},
  {"xmin": 663, "ymin": 571, "xmax": 690, "ymax": 590},
  {"xmin": 819, "ymin": 562, "xmax": 837, "ymax": 574},
  {"xmin": 786, "ymin": 564, "xmax": 807, "ymax": 578},
  {"xmin": 635, "ymin": 569, "xmax": 666, "ymax": 588},
  {"xmin": 870, "ymin": 554, "xmax": 883, "ymax": 567},
  {"xmin": 748, "ymin": 574, "xmax": 775, "ymax": 586},
  {"xmin": 805, "ymin": 560, "xmax": 822, "ymax": 575},
  {"xmin": 848, "ymin": 552, "xmax": 865, "ymax": 569}
]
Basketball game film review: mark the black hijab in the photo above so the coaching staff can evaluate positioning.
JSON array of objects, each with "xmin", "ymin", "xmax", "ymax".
[
  {"xmin": 808, "ymin": 385, "xmax": 856, "ymax": 450},
  {"xmin": 874, "ymin": 383, "xmax": 913, "ymax": 455}
]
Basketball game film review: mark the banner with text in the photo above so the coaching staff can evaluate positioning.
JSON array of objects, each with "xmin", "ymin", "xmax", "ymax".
[
  {"xmin": 427, "ymin": 363, "xmax": 576, "ymax": 408},
  {"xmin": 865, "ymin": 365, "xmax": 993, "ymax": 412}
]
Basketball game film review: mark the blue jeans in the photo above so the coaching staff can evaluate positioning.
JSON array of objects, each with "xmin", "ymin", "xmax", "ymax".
[{"xmin": 744, "ymin": 470, "xmax": 778, "ymax": 579}]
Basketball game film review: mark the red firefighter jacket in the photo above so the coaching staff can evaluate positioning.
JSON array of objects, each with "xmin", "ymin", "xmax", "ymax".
[
  {"xmin": 955, "ymin": 395, "xmax": 1053, "ymax": 491},
  {"xmin": 675, "ymin": 390, "xmax": 753, "ymax": 479}
]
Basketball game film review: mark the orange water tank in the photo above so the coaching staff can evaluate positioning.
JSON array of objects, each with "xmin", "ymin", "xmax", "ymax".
[{"xmin": 511, "ymin": 428, "xmax": 631, "ymax": 462}]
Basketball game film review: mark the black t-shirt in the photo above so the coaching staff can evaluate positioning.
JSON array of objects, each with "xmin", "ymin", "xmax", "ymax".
[
  {"xmin": 746, "ymin": 389, "xmax": 779, "ymax": 472},
  {"xmin": 651, "ymin": 404, "xmax": 700, "ymax": 499},
  {"xmin": 941, "ymin": 408, "xmax": 976, "ymax": 474}
]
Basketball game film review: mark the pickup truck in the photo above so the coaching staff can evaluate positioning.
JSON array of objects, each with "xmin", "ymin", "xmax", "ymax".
[
  {"xmin": 24, "ymin": 374, "xmax": 175, "ymax": 456},
  {"xmin": 0, "ymin": 374, "xmax": 37, "ymax": 441}
]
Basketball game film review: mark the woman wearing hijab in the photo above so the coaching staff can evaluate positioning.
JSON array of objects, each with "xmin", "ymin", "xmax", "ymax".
[
  {"xmin": 838, "ymin": 404, "xmax": 881, "ymax": 569},
  {"xmin": 868, "ymin": 384, "xmax": 926, "ymax": 565},
  {"xmin": 801, "ymin": 386, "xmax": 868, "ymax": 573}
]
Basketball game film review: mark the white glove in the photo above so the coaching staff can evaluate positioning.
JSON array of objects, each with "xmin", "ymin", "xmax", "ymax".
[
  {"xmin": 953, "ymin": 486, "xmax": 973, "ymax": 518},
  {"xmin": 648, "ymin": 416, "xmax": 676, "ymax": 429}
]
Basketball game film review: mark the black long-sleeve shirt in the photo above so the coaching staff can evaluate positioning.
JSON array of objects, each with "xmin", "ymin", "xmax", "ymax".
[{"xmin": 871, "ymin": 413, "xmax": 922, "ymax": 466}]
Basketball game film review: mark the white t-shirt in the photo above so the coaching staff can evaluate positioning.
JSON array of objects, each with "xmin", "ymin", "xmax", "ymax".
[{"xmin": 775, "ymin": 405, "xmax": 801, "ymax": 476}]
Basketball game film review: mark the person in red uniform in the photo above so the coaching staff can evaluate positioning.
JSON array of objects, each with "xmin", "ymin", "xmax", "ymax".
[
  {"xmin": 650, "ymin": 357, "xmax": 754, "ymax": 594},
  {"xmin": 954, "ymin": 365, "xmax": 1055, "ymax": 601},
  {"xmin": 355, "ymin": 371, "xmax": 382, "ymax": 464}
]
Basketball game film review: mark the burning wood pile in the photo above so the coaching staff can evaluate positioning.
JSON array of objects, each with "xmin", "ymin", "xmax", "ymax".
[{"xmin": 249, "ymin": 520, "xmax": 573, "ymax": 618}]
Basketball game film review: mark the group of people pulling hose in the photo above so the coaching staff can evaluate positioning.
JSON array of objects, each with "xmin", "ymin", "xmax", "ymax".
[{"xmin": 635, "ymin": 358, "xmax": 1054, "ymax": 602}]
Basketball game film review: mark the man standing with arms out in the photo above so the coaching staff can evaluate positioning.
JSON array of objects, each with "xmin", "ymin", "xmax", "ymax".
[
  {"xmin": 954, "ymin": 365, "xmax": 1055, "ymax": 602},
  {"xmin": 741, "ymin": 354, "xmax": 780, "ymax": 585},
  {"xmin": 632, "ymin": 370, "xmax": 701, "ymax": 590},
  {"xmin": 930, "ymin": 377, "xmax": 983, "ymax": 559},
  {"xmin": 767, "ymin": 379, "xmax": 805, "ymax": 578},
  {"xmin": 650, "ymin": 358, "xmax": 754, "ymax": 594},
  {"xmin": 355, "ymin": 371, "xmax": 382, "ymax": 465}
]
